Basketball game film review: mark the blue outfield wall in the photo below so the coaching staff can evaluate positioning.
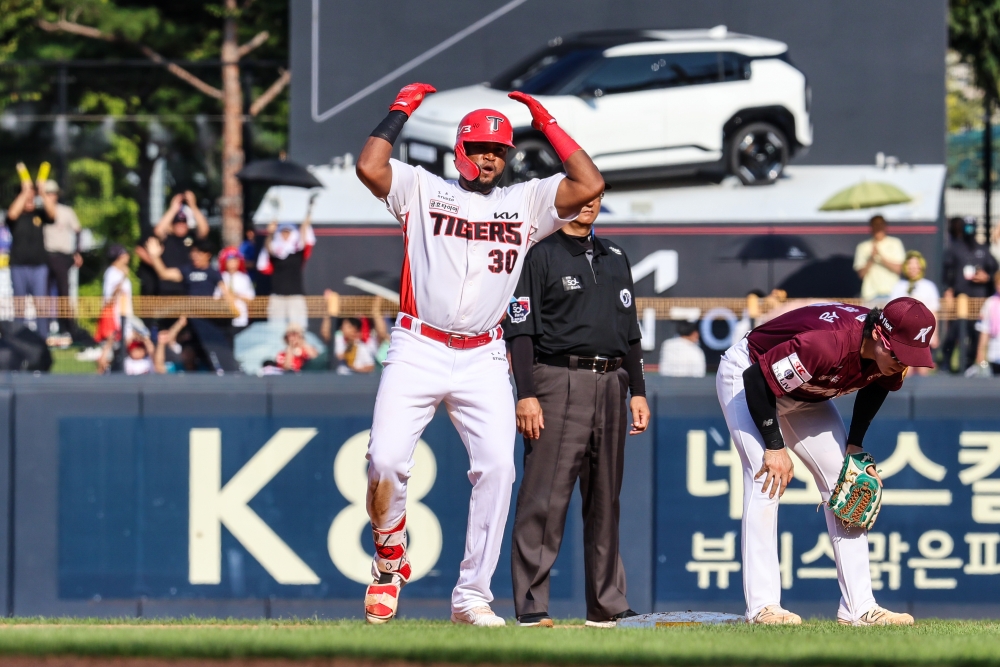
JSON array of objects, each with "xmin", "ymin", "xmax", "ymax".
[{"xmin": 0, "ymin": 374, "xmax": 997, "ymax": 618}]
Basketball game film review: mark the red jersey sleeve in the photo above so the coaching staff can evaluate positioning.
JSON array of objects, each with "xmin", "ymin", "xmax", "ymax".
[{"xmin": 758, "ymin": 330, "xmax": 841, "ymax": 396}]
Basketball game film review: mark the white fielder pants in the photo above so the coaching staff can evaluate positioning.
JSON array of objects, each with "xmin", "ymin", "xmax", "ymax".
[
  {"xmin": 366, "ymin": 317, "xmax": 516, "ymax": 613},
  {"xmin": 716, "ymin": 338, "xmax": 877, "ymax": 622}
]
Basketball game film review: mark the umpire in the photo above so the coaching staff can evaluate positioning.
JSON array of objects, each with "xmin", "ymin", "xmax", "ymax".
[{"xmin": 505, "ymin": 191, "xmax": 649, "ymax": 628}]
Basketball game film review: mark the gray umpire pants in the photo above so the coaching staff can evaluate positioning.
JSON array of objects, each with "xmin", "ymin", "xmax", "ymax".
[{"xmin": 511, "ymin": 362, "xmax": 631, "ymax": 621}]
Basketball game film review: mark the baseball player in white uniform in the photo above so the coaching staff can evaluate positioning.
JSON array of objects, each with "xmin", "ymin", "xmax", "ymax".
[{"xmin": 355, "ymin": 83, "xmax": 604, "ymax": 625}]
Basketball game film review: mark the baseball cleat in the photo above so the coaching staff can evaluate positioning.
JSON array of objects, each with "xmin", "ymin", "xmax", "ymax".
[
  {"xmin": 364, "ymin": 573, "xmax": 401, "ymax": 624},
  {"xmin": 839, "ymin": 605, "xmax": 914, "ymax": 626},
  {"xmin": 749, "ymin": 605, "xmax": 802, "ymax": 625},
  {"xmin": 451, "ymin": 606, "xmax": 506, "ymax": 627},
  {"xmin": 585, "ymin": 609, "xmax": 640, "ymax": 628},
  {"xmin": 517, "ymin": 612, "xmax": 554, "ymax": 627}
]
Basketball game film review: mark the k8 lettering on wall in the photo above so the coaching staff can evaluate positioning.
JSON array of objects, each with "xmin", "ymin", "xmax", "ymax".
[{"xmin": 188, "ymin": 427, "xmax": 442, "ymax": 587}]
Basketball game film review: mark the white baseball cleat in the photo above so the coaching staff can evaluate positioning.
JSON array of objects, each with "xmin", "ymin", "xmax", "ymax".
[
  {"xmin": 749, "ymin": 605, "xmax": 802, "ymax": 625},
  {"xmin": 451, "ymin": 606, "xmax": 507, "ymax": 627},
  {"xmin": 839, "ymin": 606, "xmax": 914, "ymax": 626}
]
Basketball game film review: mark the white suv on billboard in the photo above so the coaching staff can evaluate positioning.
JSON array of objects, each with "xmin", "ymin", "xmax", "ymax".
[{"xmin": 401, "ymin": 27, "xmax": 812, "ymax": 186}]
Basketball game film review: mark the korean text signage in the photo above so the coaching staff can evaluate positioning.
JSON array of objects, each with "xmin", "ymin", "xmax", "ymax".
[
  {"xmin": 657, "ymin": 419, "xmax": 1000, "ymax": 604},
  {"xmin": 59, "ymin": 414, "xmax": 999, "ymax": 605}
]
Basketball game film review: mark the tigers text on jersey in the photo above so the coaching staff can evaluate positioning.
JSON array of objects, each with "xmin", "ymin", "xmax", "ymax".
[
  {"xmin": 746, "ymin": 302, "xmax": 904, "ymax": 401},
  {"xmin": 383, "ymin": 160, "xmax": 574, "ymax": 335}
]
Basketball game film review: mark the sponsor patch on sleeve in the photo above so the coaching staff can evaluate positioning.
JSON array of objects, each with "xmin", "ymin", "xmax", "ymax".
[
  {"xmin": 508, "ymin": 296, "xmax": 530, "ymax": 324},
  {"xmin": 770, "ymin": 352, "xmax": 813, "ymax": 392}
]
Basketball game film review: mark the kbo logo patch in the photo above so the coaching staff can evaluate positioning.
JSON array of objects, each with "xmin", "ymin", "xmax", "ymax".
[{"xmin": 508, "ymin": 296, "xmax": 531, "ymax": 324}]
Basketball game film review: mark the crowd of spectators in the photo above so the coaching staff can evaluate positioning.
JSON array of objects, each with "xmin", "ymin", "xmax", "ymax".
[
  {"xmin": 655, "ymin": 214, "xmax": 1000, "ymax": 378},
  {"xmin": 4, "ymin": 176, "xmax": 1000, "ymax": 379}
]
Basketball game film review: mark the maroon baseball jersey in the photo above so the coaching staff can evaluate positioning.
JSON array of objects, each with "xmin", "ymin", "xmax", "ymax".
[{"xmin": 746, "ymin": 303, "xmax": 904, "ymax": 402}]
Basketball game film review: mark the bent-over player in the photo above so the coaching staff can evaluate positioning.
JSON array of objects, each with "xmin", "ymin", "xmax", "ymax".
[
  {"xmin": 716, "ymin": 297, "xmax": 934, "ymax": 625},
  {"xmin": 355, "ymin": 83, "xmax": 604, "ymax": 625}
]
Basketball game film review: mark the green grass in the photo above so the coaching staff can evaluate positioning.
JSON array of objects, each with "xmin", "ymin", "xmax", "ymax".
[
  {"xmin": 0, "ymin": 618, "xmax": 996, "ymax": 665},
  {"xmin": 49, "ymin": 347, "xmax": 97, "ymax": 374}
]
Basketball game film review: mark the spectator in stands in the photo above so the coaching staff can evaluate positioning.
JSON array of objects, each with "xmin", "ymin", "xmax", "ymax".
[
  {"xmin": 40, "ymin": 180, "xmax": 82, "ymax": 338},
  {"xmin": 659, "ymin": 319, "xmax": 706, "ymax": 377},
  {"xmin": 6, "ymin": 174, "xmax": 56, "ymax": 338},
  {"xmin": 154, "ymin": 316, "xmax": 188, "ymax": 374},
  {"xmin": 144, "ymin": 236, "xmax": 237, "ymax": 371},
  {"xmin": 942, "ymin": 216, "xmax": 999, "ymax": 373},
  {"xmin": 122, "ymin": 336, "xmax": 154, "ymax": 375},
  {"xmin": 991, "ymin": 223, "xmax": 1000, "ymax": 267},
  {"xmin": 853, "ymin": 215, "xmax": 905, "ymax": 306},
  {"xmin": 335, "ymin": 317, "xmax": 377, "ymax": 374},
  {"xmin": 975, "ymin": 271, "xmax": 1000, "ymax": 376},
  {"xmin": 239, "ymin": 228, "xmax": 261, "ymax": 285},
  {"xmin": 217, "ymin": 247, "xmax": 255, "ymax": 338},
  {"xmin": 150, "ymin": 191, "xmax": 210, "ymax": 298},
  {"xmin": 97, "ymin": 317, "xmax": 187, "ymax": 375},
  {"xmin": 258, "ymin": 199, "xmax": 316, "ymax": 329},
  {"xmin": 889, "ymin": 250, "xmax": 939, "ymax": 375},
  {"xmin": 101, "ymin": 244, "xmax": 134, "ymax": 341},
  {"xmin": 275, "ymin": 324, "xmax": 318, "ymax": 372}
]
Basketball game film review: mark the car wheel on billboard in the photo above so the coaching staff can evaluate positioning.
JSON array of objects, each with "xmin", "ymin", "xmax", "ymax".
[
  {"xmin": 728, "ymin": 122, "xmax": 788, "ymax": 186},
  {"xmin": 504, "ymin": 136, "xmax": 562, "ymax": 185}
]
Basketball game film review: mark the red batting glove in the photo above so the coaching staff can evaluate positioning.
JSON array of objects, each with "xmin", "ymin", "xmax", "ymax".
[
  {"xmin": 508, "ymin": 91, "xmax": 555, "ymax": 130},
  {"xmin": 389, "ymin": 83, "xmax": 436, "ymax": 116},
  {"xmin": 508, "ymin": 90, "xmax": 581, "ymax": 162}
]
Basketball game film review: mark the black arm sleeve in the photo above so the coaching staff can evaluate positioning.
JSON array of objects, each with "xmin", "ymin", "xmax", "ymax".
[
  {"xmin": 508, "ymin": 335, "xmax": 537, "ymax": 400},
  {"xmin": 742, "ymin": 363, "xmax": 784, "ymax": 450},
  {"xmin": 370, "ymin": 110, "xmax": 408, "ymax": 145},
  {"xmin": 623, "ymin": 341, "xmax": 646, "ymax": 397},
  {"xmin": 846, "ymin": 383, "xmax": 890, "ymax": 448}
]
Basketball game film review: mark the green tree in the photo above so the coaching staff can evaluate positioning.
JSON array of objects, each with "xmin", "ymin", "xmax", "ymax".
[
  {"xmin": 36, "ymin": 0, "xmax": 290, "ymax": 246},
  {"xmin": 950, "ymin": 0, "xmax": 1000, "ymax": 231}
]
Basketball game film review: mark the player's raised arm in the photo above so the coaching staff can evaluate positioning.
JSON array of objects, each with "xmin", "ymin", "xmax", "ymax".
[
  {"xmin": 508, "ymin": 91, "xmax": 604, "ymax": 219},
  {"xmin": 356, "ymin": 83, "xmax": 436, "ymax": 199}
]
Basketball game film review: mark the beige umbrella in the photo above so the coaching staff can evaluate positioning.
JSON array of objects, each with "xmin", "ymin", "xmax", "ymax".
[{"xmin": 819, "ymin": 181, "xmax": 912, "ymax": 211}]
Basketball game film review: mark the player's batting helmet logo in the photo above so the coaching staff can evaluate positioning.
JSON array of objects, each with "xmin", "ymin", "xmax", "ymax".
[
  {"xmin": 485, "ymin": 115, "xmax": 504, "ymax": 132},
  {"xmin": 913, "ymin": 326, "xmax": 933, "ymax": 343}
]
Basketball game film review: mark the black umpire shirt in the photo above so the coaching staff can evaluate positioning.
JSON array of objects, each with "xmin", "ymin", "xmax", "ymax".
[{"xmin": 505, "ymin": 230, "xmax": 641, "ymax": 356}]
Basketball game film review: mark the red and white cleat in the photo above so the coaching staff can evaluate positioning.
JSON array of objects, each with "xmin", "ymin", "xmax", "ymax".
[
  {"xmin": 364, "ymin": 517, "xmax": 412, "ymax": 624},
  {"xmin": 365, "ymin": 574, "xmax": 401, "ymax": 624}
]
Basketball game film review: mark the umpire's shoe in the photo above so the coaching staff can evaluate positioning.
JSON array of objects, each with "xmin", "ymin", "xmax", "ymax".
[
  {"xmin": 750, "ymin": 605, "xmax": 802, "ymax": 625},
  {"xmin": 585, "ymin": 609, "xmax": 639, "ymax": 628},
  {"xmin": 517, "ymin": 612, "xmax": 554, "ymax": 627},
  {"xmin": 839, "ymin": 605, "xmax": 914, "ymax": 626}
]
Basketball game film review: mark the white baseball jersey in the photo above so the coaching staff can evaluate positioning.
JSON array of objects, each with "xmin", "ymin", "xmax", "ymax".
[{"xmin": 383, "ymin": 159, "xmax": 574, "ymax": 334}]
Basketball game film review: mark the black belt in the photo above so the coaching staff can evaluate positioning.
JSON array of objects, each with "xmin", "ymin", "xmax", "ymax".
[{"xmin": 537, "ymin": 354, "xmax": 623, "ymax": 373}]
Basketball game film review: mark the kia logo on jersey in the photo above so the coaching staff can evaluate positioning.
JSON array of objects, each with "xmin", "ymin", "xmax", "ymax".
[
  {"xmin": 493, "ymin": 211, "xmax": 518, "ymax": 219},
  {"xmin": 508, "ymin": 296, "xmax": 530, "ymax": 324}
]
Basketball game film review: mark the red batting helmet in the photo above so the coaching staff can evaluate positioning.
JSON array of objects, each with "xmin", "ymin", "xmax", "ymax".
[{"xmin": 454, "ymin": 109, "xmax": 515, "ymax": 181}]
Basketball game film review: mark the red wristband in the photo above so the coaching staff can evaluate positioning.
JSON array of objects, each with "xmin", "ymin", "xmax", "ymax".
[{"xmin": 541, "ymin": 123, "xmax": 582, "ymax": 162}]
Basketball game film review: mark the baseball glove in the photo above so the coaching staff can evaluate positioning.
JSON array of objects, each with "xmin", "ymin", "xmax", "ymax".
[{"xmin": 827, "ymin": 452, "xmax": 882, "ymax": 530}]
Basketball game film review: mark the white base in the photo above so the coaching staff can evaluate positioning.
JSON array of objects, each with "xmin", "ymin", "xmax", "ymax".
[{"xmin": 617, "ymin": 611, "xmax": 745, "ymax": 628}]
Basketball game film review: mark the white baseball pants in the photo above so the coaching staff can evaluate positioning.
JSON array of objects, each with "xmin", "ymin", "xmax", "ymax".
[
  {"xmin": 716, "ymin": 338, "xmax": 877, "ymax": 622},
  {"xmin": 366, "ymin": 316, "xmax": 516, "ymax": 613}
]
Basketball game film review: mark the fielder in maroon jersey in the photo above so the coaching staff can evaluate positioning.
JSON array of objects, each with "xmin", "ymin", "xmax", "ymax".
[{"xmin": 716, "ymin": 297, "xmax": 934, "ymax": 625}]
